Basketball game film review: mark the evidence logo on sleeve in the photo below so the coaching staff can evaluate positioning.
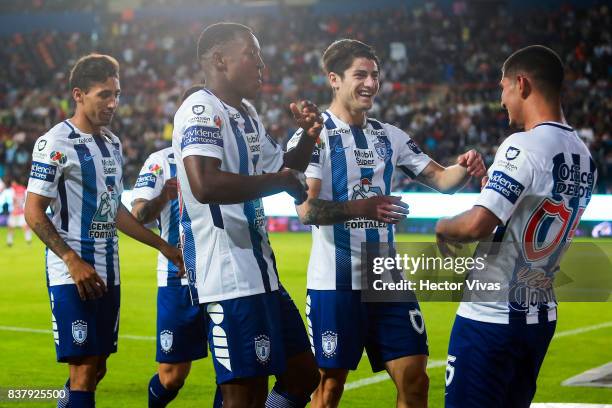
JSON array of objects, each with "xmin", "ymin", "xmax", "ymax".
[
  {"xmin": 134, "ymin": 173, "xmax": 157, "ymax": 189},
  {"xmin": 181, "ymin": 126, "xmax": 223, "ymax": 149},
  {"xmin": 30, "ymin": 161, "xmax": 57, "ymax": 182},
  {"xmin": 485, "ymin": 170, "xmax": 524, "ymax": 204}
]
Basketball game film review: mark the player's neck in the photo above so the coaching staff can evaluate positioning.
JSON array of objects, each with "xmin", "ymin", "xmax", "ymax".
[
  {"xmin": 70, "ymin": 113, "xmax": 101, "ymax": 135},
  {"xmin": 329, "ymin": 101, "xmax": 367, "ymax": 127},
  {"xmin": 522, "ymin": 99, "xmax": 565, "ymax": 131},
  {"xmin": 206, "ymin": 84, "xmax": 243, "ymax": 109}
]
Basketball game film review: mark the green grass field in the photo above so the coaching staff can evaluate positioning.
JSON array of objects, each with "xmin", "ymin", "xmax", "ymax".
[{"xmin": 0, "ymin": 229, "xmax": 611, "ymax": 407}]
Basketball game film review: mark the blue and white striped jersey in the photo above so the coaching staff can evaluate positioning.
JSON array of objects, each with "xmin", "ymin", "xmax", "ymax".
[
  {"xmin": 459, "ymin": 122, "xmax": 597, "ymax": 324},
  {"xmin": 27, "ymin": 120, "xmax": 124, "ymax": 287},
  {"xmin": 172, "ymin": 89, "xmax": 284, "ymax": 304},
  {"xmin": 288, "ymin": 110, "xmax": 432, "ymax": 290},
  {"xmin": 131, "ymin": 147, "xmax": 184, "ymax": 287}
]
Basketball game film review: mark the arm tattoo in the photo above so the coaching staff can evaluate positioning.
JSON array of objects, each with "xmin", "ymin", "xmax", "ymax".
[
  {"xmin": 302, "ymin": 198, "xmax": 351, "ymax": 225},
  {"xmin": 133, "ymin": 198, "xmax": 162, "ymax": 224},
  {"xmin": 32, "ymin": 218, "xmax": 71, "ymax": 258}
]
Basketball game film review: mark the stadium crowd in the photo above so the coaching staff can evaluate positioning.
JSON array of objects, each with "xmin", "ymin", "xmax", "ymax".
[{"xmin": 0, "ymin": 1, "xmax": 610, "ymax": 192}]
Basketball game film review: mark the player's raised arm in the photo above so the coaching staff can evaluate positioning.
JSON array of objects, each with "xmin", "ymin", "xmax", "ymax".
[
  {"xmin": 415, "ymin": 149, "xmax": 486, "ymax": 194},
  {"xmin": 115, "ymin": 203, "xmax": 184, "ymax": 275},
  {"xmin": 296, "ymin": 178, "xmax": 408, "ymax": 226},
  {"xmin": 25, "ymin": 192, "xmax": 107, "ymax": 300},
  {"xmin": 282, "ymin": 100, "xmax": 323, "ymax": 172}
]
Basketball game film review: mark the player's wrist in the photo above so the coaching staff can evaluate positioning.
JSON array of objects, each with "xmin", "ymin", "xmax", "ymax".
[{"xmin": 61, "ymin": 250, "xmax": 80, "ymax": 266}]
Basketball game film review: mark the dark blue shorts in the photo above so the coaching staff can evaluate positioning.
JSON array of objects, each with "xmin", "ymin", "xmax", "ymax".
[
  {"xmin": 205, "ymin": 285, "xmax": 310, "ymax": 384},
  {"xmin": 48, "ymin": 284, "xmax": 120, "ymax": 362},
  {"xmin": 156, "ymin": 285, "xmax": 207, "ymax": 363},
  {"xmin": 306, "ymin": 289, "xmax": 428, "ymax": 372},
  {"xmin": 445, "ymin": 315, "xmax": 556, "ymax": 408}
]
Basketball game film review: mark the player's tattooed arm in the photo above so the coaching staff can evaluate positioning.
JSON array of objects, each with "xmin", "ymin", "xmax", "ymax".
[
  {"xmin": 24, "ymin": 192, "xmax": 72, "ymax": 258},
  {"xmin": 296, "ymin": 178, "xmax": 408, "ymax": 225}
]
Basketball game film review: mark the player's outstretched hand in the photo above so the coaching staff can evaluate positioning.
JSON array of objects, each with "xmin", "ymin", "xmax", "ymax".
[
  {"xmin": 290, "ymin": 100, "xmax": 323, "ymax": 140},
  {"xmin": 279, "ymin": 168, "xmax": 308, "ymax": 205},
  {"xmin": 357, "ymin": 195, "xmax": 409, "ymax": 224},
  {"xmin": 457, "ymin": 149, "xmax": 486, "ymax": 178},
  {"xmin": 65, "ymin": 251, "xmax": 107, "ymax": 301},
  {"xmin": 161, "ymin": 244, "xmax": 185, "ymax": 277},
  {"xmin": 161, "ymin": 177, "xmax": 178, "ymax": 202}
]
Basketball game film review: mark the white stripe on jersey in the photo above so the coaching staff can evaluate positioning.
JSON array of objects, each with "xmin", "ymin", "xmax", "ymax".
[
  {"xmin": 172, "ymin": 89, "xmax": 284, "ymax": 303},
  {"xmin": 459, "ymin": 122, "xmax": 597, "ymax": 324},
  {"xmin": 27, "ymin": 120, "xmax": 124, "ymax": 287},
  {"xmin": 288, "ymin": 110, "xmax": 431, "ymax": 290},
  {"xmin": 132, "ymin": 147, "xmax": 185, "ymax": 287}
]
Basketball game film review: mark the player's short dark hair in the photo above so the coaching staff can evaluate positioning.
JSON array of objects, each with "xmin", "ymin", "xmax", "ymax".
[
  {"xmin": 68, "ymin": 53, "xmax": 120, "ymax": 92},
  {"xmin": 322, "ymin": 39, "xmax": 380, "ymax": 77},
  {"xmin": 502, "ymin": 45, "xmax": 564, "ymax": 98},
  {"xmin": 197, "ymin": 22, "xmax": 252, "ymax": 61},
  {"xmin": 181, "ymin": 84, "xmax": 205, "ymax": 102}
]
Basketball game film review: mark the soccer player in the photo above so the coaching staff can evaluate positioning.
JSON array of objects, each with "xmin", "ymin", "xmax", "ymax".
[
  {"xmin": 131, "ymin": 85, "xmax": 208, "ymax": 408},
  {"xmin": 24, "ymin": 54, "xmax": 184, "ymax": 408},
  {"xmin": 173, "ymin": 22, "xmax": 324, "ymax": 408},
  {"xmin": 6, "ymin": 175, "xmax": 32, "ymax": 246},
  {"xmin": 435, "ymin": 45, "xmax": 597, "ymax": 408},
  {"xmin": 289, "ymin": 39, "xmax": 486, "ymax": 408}
]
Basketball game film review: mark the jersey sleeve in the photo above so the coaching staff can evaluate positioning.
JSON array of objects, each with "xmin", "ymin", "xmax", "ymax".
[
  {"xmin": 178, "ymin": 99, "xmax": 227, "ymax": 162},
  {"xmin": 474, "ymin": 136, "xmax": 534, "ymax": 224},
  {"xmin": 287, "ymin": 128, "xmax": 325, "ymax": 179},
  {"xmin": 388, "ymin": 124, "xmax": 431, "ymax": 178},
  {"xmin": 131, "ymin": 153, "xmax": 165, "ymax": 203},
  {"xmin": 259, "ymin": 127, "xmax": 284, "ymax": 173},
  {"xmin": 27, "ymin": 135, "xmax": 66, "ymax": 198}
]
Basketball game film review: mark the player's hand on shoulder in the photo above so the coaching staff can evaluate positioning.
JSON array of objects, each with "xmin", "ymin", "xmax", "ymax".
[
  {"xmin": 359, "ymin": 195, "xmax": 409, "ymax": 224},
  {"xmin": 290, "ymin": 100, "xmax": 323, "ymax": 140},
  {"xmin": 161, "ymin": 177, "xmax": 178, "ymax": 202},
  {"xmin": 161, "ymin": 243, "xmax": 185, "ymax": 277},
  {"xmin": 64, "ymin": 251, "xmax": 107, "ymax": 300},
  {"xmin": 279, "ymin": 167, "xmax": 308, "ymax": 205},
  {"xmin": 457, "ymin": 149, "xmax": 486, "ymax": 178}
]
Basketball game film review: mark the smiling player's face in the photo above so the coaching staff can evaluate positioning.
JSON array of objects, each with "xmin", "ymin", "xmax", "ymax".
[
  {"xmin": 331, "ymin": 57, "xmax": 380, "ymax": 113},
  {"xmin": 223, "ymin": 32, "xmax": 265, "ymax": 100},
  {"xmin": 75, "ymin": 77, "xmax": 121, "ymax": 129},
  {"xmin": 500, "ymin": 75, "xmax": 524, "ymax": 129}
]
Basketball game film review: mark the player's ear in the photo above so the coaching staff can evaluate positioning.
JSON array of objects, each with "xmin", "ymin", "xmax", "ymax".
[
  {"xmin": 517, "ymin": 75, "xmax": 531, "ymax": 99},
  {"xmin": 211, "ymin": 51, "xmax": 226, "ymax": 72},
  {"xmin": 72, "ymin": 88, "xmax": 83, "ymax": 104},
  {"xmin": 328, "ymin": 72, "xmax": 340, "ymax": 91}
]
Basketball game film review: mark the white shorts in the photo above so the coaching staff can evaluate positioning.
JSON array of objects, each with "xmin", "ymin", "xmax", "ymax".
[{"xmin": 7, "ymin": 214, "xmax": 26, "ymax": 228}]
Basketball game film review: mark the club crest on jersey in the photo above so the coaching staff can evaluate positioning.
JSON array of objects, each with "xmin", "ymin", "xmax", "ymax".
[
  {"xmin": 160, "ymin": 330, "xmax": 173, "ymax": 353},
  {"xmin": 374, "ymin": 139, "xmax": 388, "ymax": 160},
  {"xmin": 321, "ymin": 331, "xmax": 338, "ymax": 357},
  {"xmin": 351, "ymin": 178, "xmax": 383, "ymax": 200},
  {"xmin": 148, "ymin": 163, "xmax": 163, "ymax": 176},
  {"xmin": 254, "ymin": 335, "xmax": 271, "ymax": 364},
  {"xmin": 72, "ymin": 320, "xmax": 88, "ymax": 345},
  {"xmin": 505, "ymin": 146, "xmax": 521, "ymax": 161},
  {"xmin": 192, "ymin": 104, "xmax": 206, "ymax": 115},
  {"xmin": 50, "ymin": 151, "xmax": 67, "ymax": 165}
]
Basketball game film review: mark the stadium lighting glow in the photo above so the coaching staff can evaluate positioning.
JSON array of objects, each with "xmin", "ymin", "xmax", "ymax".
[{"xmin": 119, "ymin": 191, "xmax": 612, "ymax": 221}]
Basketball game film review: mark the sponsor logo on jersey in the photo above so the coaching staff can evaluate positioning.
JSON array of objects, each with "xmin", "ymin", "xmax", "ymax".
[
  {"xmin": 505, "ymin": 146, "xmax": 520, "ymax": 160},
  {"xmin": 368, "ymin": 128, "xmax": 386, "ymax": 137},
  {"xmin": 37, "ymin": 139, "xmax": 47, "ymax": 151},
  {"xmin": 148, "ymin": 163, "xmax": 163, "ymax": 176},
  {"xmin": 321, "ymin": 331, "xmax": 338, "ymax": 357},
  {"xmin": 135, "ymin": 173, "xmax": 157, "ymax": 188},
  {"xmin": 102, "ymin": 158, "xmax": 117, "ymax": 175},
  {"xmin": 328, "ymin": 128, "xmax": 350, "ymax": 136},
  {"xmin": 485, "ymin": 170, "xmax": 524, "ymax": 204},
  {"xmin": 89, "ymin": 185, "xmax": 119, "ymax": 239},
  {"xmin": 75, "ymin": 136, "xmax": 94, "ymax": 144},
  {"xmin": 345, "ymin": 179, "xmax": 386, "ymax": 229},
  {"xmin": 250, "ymin": 199, "xmax": 266, "ymax": 228},
  {"xmin": 553, "ymin": 155, "xmax": 594, "ymax": 199},
  {"xmin": 406, "ymin": 139, "xmax": 422, "ymax": 154},
  {"xmin": 72, "ymin": 320, "xmax": 88, "ymax": 345},
  {"xmin": 246, "ymin": 133, "xmax": 261, "ymax": 153},
  {"xmin": 160, "ymin": 330, "xmax": 173, "ymax": 353},
  {"xmin": 30, "ymin": 161, "xmax": 57, "ymax": 182},
  {"xmin": 354, "ymin": 148, "xmax": 376, "ymax": 168},
  {"xmin": 254, "ymin": 335, "xmax": 271, "ymax": 364},
  {"xmin": 181, "ymin": 126, "xmax": 223, "ymax": 149},
  {"xmin": 192, "ymin": 104, "xmax": 206, "ymax": 115}
]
